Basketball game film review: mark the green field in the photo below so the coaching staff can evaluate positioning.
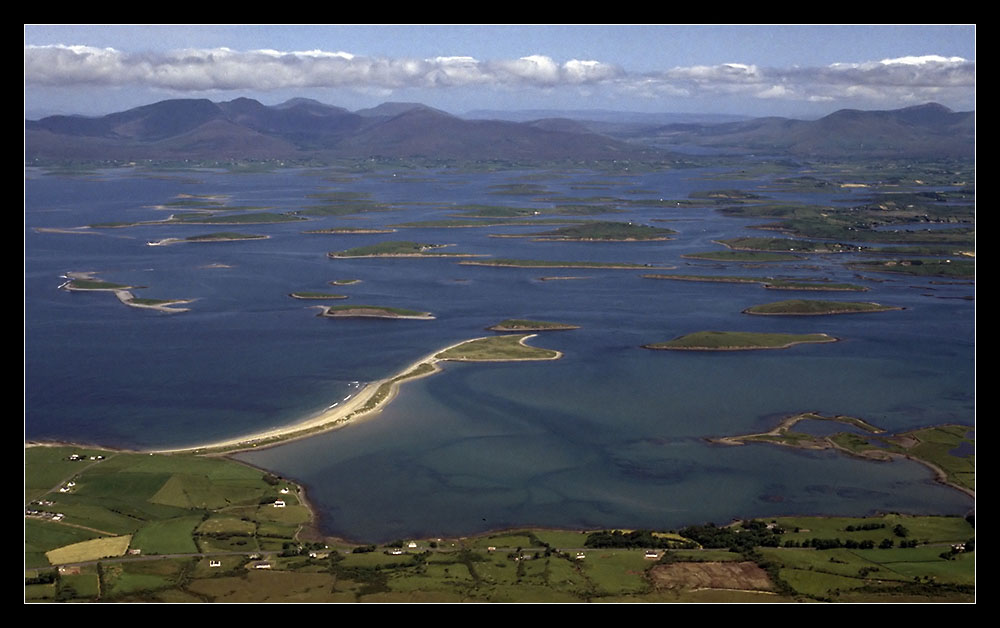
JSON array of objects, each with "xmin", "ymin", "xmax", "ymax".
[{"xmin": 644, "ymin": 331, "xmax": 836, "ymax": 351}]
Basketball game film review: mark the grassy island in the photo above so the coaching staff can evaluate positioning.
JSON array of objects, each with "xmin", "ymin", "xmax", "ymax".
[
  {"xmin": 435, "ymin": 334, "xmax": 562, "ymax": 361},
  {"xmin": 509, "ymin": 221, "xmax": 677, "ymax": 242},
  {"xmin": 642, "ymin": 274, "xmax": 869, "ymax": 292},
  {"xmin": 304, "ymin": 228, "xmax": 397, "ymax": 234},
  {"xmin": 487, "ymin": 319, "xmax": 580, "ymax": 331},
  {"xmin": 743, "ymin": 300, "xmax": 902, "ymax": 316},
  {"xmin": 716, "ymin": 237, "xmax": 864, "ymax": 254},
  {"xmin": 184, "ymin": 232, "xmax": 268, "ymax": 242},
  {"xmin": 643, "ymin": 331, "xmax": 837, "ymax": 351},
  {"xmin": 289, "ymin": 292, "xmax": 348, "ymax": 300},
  {"xmin": 319, "ymin": 305, "xmax": 434, "ymax": 320},
  {"xmin": 683, "ymin": 251, "xmax": 804, "ymax": 262},
  {"xmin": 462, "ymin": 259, "xmax": 671, "ymax": 270},
  {"xmin": 62, "ymin": 278, "xmax": 132, "ymax": 291},
  {"xmin": 329, "ymin": 241, "xmax": 476, "ymax": 258},
  {"xmin": 847, "ymin": 259, "xmax": 975, "ymax": 278}
]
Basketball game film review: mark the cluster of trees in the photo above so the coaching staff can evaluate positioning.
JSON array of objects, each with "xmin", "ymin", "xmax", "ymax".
[
  {"xmin": 678, "ymin": 521, "xmax": 783, "ymax": 551},
  {"xmin": 584, "ymin": 529, "xmax": 697, "ymax": 549},
  {"xmin": 783, "ymin": 537, "xmax": 919, "ymax": 549}
]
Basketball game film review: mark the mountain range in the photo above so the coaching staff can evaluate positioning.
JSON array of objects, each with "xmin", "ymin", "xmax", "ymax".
[{"xmin": 25, "ymin": 99, "xmax": 974, "ymax": 162}]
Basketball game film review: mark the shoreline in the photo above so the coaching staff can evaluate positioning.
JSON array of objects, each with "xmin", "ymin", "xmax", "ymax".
[{"xmin": 149, "ymin": 334, "xmax": 560, "ymax": 455}]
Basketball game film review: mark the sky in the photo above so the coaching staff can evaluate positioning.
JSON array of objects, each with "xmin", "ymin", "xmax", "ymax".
[{"xmin": 24, "ymin": 25, "xmax": 976, "ymax": 119}]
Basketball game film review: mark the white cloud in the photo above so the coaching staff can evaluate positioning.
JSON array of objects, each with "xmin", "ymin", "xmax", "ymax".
[{"xmin": 24, "ymin": 44, "xmax": 973, "ymax": 109}]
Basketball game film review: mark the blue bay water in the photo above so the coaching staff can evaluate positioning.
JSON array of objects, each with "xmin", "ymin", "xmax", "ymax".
[{"xmin": 25, "ymin": 166, "xmax": 974, "ymax": 541}]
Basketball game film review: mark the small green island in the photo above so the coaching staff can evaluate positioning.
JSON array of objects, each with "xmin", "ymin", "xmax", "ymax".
[
  {"xmin": 643, "ymin": 331, "xmax": 837, "ymax": 351},
  {"xmin": 304, "ymin": 228, "xmax": 397, "ymax": 234},
  {"xmin": 319, "ymin": 305, "xmax": 435, "ymax": 320},
  {"xmin": 147, "ymin": 232, "xmax": 269, "ymax": 246},
  {"xmin": 642, "ymin": 274, "xmax": 870, "ymax": 292},
  {"xmin": 60, "ymin": 273, "xmax": 192, "ymax": 313},
  {"xmin": 328, "ymin": 241, "xmax": 477, "ymax": 258},
  {"xmin": 496, "ymin": 221, "xmax": 677, "ymax": 242},
  {"xmin": 487, "ymin": 319, "xmax": 580, "ymax": 331},
  {"xmin": 715, "ymin": 237, "xmax": 864, "ymax": 254},
  {"xmin": 743, "ymin": 300, "xmax": 902, "ymax": 316},
  {"xmin": 289, "ymin": 292, "xmax": 348, "ymax": 300},
  {"xmin": 435, "ymin": 334, "xmax": 562, "ymax": 361}
]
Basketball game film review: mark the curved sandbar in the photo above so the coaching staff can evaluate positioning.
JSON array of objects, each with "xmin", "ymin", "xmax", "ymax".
[
  {"xmin": 643, "ymin": 331, "xmax": 838, "ymax": 351},
  {"xmin": 743, "ymin": 300, "xmax": 902, "ymax": 316},
  {"xmin": 154, "ymin": 334, "xmax": 561, "ymax": 455},
  {"xmin": 114, "ymin": 290, "xmax": 193, "ymax": 313},
  {"xmin": 319, "ymin": 305, "xmax": 435, "ymax": 320},
  {"xmin": 487, "ymin": 319, "xmax": 580, "ymax": 332}
]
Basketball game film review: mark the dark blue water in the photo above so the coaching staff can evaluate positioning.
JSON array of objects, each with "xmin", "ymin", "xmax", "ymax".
[{"xmin": 25, "ymin": 166, "xmax": 974, "ymax": 541}]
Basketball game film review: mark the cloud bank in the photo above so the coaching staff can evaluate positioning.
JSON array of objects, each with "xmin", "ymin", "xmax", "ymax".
[{"xmin": 25, "ymin": 45, "xmax": 974, "ymax": 107}]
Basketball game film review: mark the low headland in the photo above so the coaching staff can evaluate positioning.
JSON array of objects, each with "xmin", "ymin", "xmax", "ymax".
[
  {"xmin": 743, "ymin": 300, "xmax": 902, "ymax": 316},
  {"xmin": 643, "ymin": 331, "xmax": 838, "ymax": 351}
]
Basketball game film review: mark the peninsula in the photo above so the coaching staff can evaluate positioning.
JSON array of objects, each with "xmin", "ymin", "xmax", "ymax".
[
  {"xmin": 148, "ymin": 334, "xmax": 562, "ymax": 455},
  {"xmin": 710, "ymin": 413, "xmax": 974, "ymax": 497}
]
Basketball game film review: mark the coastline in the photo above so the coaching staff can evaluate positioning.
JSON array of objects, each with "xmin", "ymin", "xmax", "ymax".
[{"xmin": 150, "ymin": 334, "xmax": 560, "ymax": 455}]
